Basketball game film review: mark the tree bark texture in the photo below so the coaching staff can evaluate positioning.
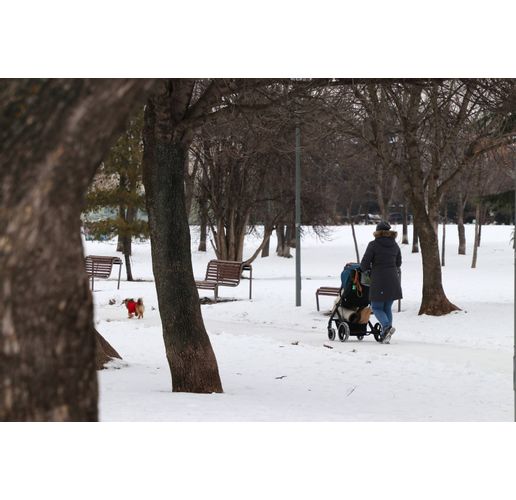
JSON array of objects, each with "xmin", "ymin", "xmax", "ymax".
[
  {"xmin": 183, "ymin": 154, "xmax": 196, "ymax": 221},
  {"xmin": 122, "ymin": 206, "xmax": 135, "ymax": 281},
  {"xmin": 412, "ymin": 224, "xmax": 419, "ymax": 253},
  {"xmin": 95, "ymin": 328, "xmax": 122, "ymax": 370},
  {"xmin": 245, "ymin": 225, "xmax": 274, "ymax": 265},
  {"xmin": 412, "ymin": 208, "xmax": 460, "ymax": 315},
  {"xmin": 0, "ymin": 78, "xmax": 154, "ymax": 421},
  {"xmin": 457, "ymin": 189, "xmax": 467, "ymax": 255},
  {"xmin": 276, "ymin": 224, "xmax": 292, "ymax": 258},
  {"xmin": 276, "ymin": 223, "xmax": 284, "ymax": 254},
  {"xmin": 471, "ymin": 203, "xmax": 481, "ymax": 268},
  {"xmin": 198, "ymin": 191, "xmax": 208, "ymax": 252},
  {"xmin": 478, "ymin": 204, "xmax": 486, "ymax": 247},
  {"xmin": 212, "ymin": 210, "xmax": 249, "ymax": 262},
  {"xmin": 261, "ymin": 224, "xmax": 272, "ymax": 258},
  {"xmin": 142, "ymin": 84, "xmax": 223, "ymax": 394}
]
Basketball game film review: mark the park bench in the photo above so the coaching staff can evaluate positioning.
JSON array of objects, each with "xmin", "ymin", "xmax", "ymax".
[
  {"xmin": 195, "ymin": 260, "xmax": 253, "ymax": 301},
  {"xmin": 315, "ymin": 286, "xmax": 340, "ymax": 311},
  {"xmin": 85, "ymin": 255, "xmax": 123, "ymax": 291}
]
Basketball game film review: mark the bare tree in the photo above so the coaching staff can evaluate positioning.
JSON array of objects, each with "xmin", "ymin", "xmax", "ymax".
[
  {"xmin": 330, "ymin": 79, "xmax": 516, "ymax": 315},
  {"xmin": 141, "ymin": 79, "xmax": 288, "ymax": 393}
]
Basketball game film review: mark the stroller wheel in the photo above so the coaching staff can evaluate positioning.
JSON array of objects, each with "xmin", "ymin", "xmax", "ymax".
[
  {"xmin": 373, "ymin": 323, "xmax": 383, "ymax": 343},
  {"xmin": 338, "ymin": 323, "xmax": 350, "ymax": 342},
  {"xmin": 357, "ymin": 335, "xmax": 364, "ymax": 341},
  {"xmin": 328, "ymin": 328, "xmax": 336, "ymax": 341}
]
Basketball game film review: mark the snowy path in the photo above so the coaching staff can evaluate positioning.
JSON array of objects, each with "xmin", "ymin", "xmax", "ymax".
[{"xmin": 206, "ymin": 317, "xmax": 511, "ymax": 375}]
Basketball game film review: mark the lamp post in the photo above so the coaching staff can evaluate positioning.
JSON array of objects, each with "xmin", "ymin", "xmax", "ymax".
[{"xmin": 295, "ymin": 124, "xmax": 301, "ymax": 307}]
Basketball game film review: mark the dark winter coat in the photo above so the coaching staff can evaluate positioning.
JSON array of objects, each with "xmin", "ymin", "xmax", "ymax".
[{"xmin": 360, "ymin": 230, "xmax": 402, "ymax": 302}]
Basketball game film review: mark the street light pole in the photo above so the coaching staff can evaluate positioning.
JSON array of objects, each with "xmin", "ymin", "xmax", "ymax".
[{"xmin": 295, "ymin": 124, "xmax": 301, "ymax": 307}]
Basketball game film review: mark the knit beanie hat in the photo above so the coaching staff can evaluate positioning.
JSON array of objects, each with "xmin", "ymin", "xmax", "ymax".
[{"xmin": 376, "ymin": 220, "xmax": 391, "ymax": 231}]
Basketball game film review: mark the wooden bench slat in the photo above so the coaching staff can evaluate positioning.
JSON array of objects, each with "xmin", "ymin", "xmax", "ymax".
[{"xmin": 195, "ymin": 280, "xmax": 218, "ymax": 290}]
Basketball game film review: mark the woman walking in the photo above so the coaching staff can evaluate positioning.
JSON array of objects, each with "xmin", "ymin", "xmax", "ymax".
[{"xmin": 360, "ymin": 221, "xmax": 402, "ymax": 343}]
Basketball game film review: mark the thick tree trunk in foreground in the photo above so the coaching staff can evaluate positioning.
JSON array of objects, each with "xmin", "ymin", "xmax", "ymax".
[
  {"xmin": 142, "ymin": 89, "xmax": 223, "ymax": 394},
  {"xmin": 0, "ymin": 79, "xmax": 154, "ymax": 421}
]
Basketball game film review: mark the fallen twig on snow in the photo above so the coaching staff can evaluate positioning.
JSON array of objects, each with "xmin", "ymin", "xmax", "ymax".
[{"xmin": 346, "ymin": 386, "xmax": 357, "ymax": 397}]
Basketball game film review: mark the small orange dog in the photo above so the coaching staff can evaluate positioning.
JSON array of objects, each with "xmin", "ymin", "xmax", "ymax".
[{"xmin": 123, "ymin": 298, "xmax": 145, "ymax": 319}]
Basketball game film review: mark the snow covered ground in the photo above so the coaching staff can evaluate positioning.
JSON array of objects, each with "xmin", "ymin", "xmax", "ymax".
[{"xmin": 85, "ymin": 224, "xmax": 514, "ymax": 421}]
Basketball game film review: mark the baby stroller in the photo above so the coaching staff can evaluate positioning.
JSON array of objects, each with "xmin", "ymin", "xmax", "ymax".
[{"xmin": 327, "ymin": 263, "xmax": 384, "ymax": 342}]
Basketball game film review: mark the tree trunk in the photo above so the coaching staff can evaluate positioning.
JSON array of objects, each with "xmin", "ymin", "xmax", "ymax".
[
  {"xmin": 412, "ymin": 223, "xmax": 420, "ymax": 253},
  {"xmin": 441, "ymin": 202, "xmax": 446, "ymax": 267},
  {"xmin": 122, "ymin": 235, "xmax": 133, "ymax": 281},
  {"xmin": 198, "ymin": 193, "xmax": 208, "ymax": 252},
  {"xmin": 122, "ymin": 206, "xmax": 135, "ymax": 281},
  {"xmin": 402, "ymin": 202, "xmax": 409, "ymax": 244},
  {"xmin": 0, "ymin": 78, "xmax": 154, "ymax": 421},
  {"xmin": 117, "ymin": 173, "xmax": 129, "ymax": 252},
  {"xmin": 183, "ymin": 154, "xmax": 195, "ymax": 221},
  {"xmin": 351, "ymin": 220, "xmax": 360, "ymax": 262},
  {"xmin": 276, "ymin": 223, "xmax": 292, "ymax": 258},
  {"xmin": 457, "ymin": 189, "xmax": 466, "ymax": 255},
  {"xmin": 142, "ymin": 90, "xmax": 223, "ymax": 394},
  {"xmin": 478, "ymin": 204, "xmax": 486, "ymax": 247},
  {"xmin": 414, "ymin": 211, "xmax": 460, "ymax": 315},
  {"xmin": 376, "ymin": 184, "xmax": 388, "ymax": 221},
  {"xmin": 236, "ymin": 216, "xmax": 248, "ymax": 262},
  {"xmin": 95, "ymin": 328, "xmax": 122, "ymax": 370},
  {"xmin": 471, "ymin": 202, "xmax": 481, "ymax": 268},
  {"xmin": 287, "ymin": 223, "xmax": 296, "ymax": 248},
  {"xmin": 276, "ymin": 223, "xmax": 285, "ymax": 254},
  {"xmin": 245, "ymin": 225, "xmax": 274, "ymax": 265},
  {"xmin": 261, "ymin": 223, "xmax": 272, "ymax": 258},
  {"xmin": 283, "ymin": 224, "xmax": 293, "ymax": 257}
]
